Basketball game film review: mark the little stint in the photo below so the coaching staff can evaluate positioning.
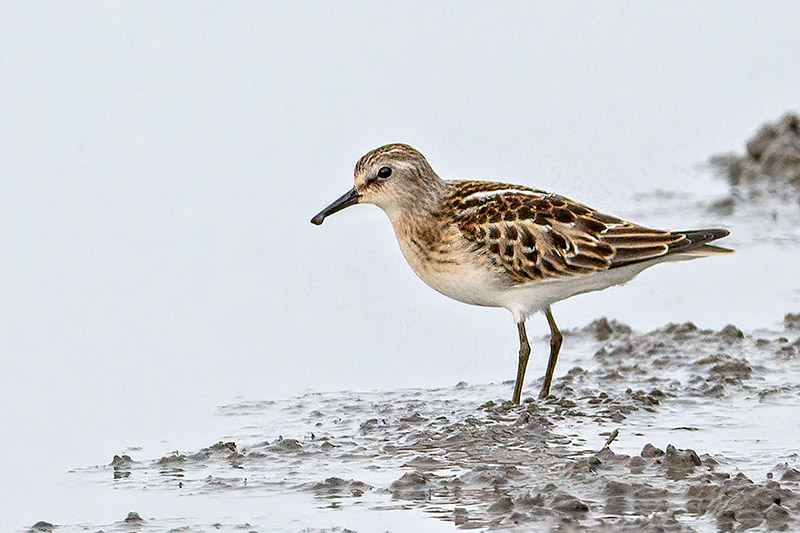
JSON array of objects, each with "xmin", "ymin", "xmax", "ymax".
[{"xmin": 311, "ymin": 144, "xmax": 731, "ymax": 403}]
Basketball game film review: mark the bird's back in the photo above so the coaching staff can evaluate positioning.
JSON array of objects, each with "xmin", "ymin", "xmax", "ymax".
[
  {"xmin": 393, "ymin": 180, "xmax": 732, "ymax": 318},
  {"xmin": 444, "ymin": 180, "xmax": 730, "ymax": 282}
]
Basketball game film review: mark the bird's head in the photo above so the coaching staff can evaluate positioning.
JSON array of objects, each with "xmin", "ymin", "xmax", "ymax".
[{"xmin": 311, "ymin": 143, "xmax": 443, "ymax": 225}]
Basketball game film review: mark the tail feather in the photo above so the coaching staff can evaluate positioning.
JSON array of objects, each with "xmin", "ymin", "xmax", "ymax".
[{"xmin": 668, "ymin": 228, "xmax": 731, "ymax": 254}]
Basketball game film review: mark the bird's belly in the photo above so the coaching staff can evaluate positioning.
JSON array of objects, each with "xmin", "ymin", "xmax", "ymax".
[
  {"xmin": 499, "ymin": 258, "xmax": 664, "ymax": 319},
  {"xmin": 415, "ymin": 262, "xmax": 508, "ymax": 308}
]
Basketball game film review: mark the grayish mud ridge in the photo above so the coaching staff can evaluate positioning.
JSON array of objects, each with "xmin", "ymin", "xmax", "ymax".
[
  {"xmin": 709, "ymin": 112, "xmax": 800, "ymax": 210},
  {"xmin": 628, "ymin": 113, "xmax": 800, "ymax": 252},
  {"xmin": 62, "ymin": 315, "xmax": 800, "ymax": 532}
]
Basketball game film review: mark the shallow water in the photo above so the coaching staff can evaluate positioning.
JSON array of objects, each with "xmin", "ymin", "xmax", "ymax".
[{"xmin": 46, "ymin": 312, "xmax": 799, "ymax": 532}]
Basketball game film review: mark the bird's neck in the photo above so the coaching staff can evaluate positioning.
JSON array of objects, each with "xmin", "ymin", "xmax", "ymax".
[
  {"xmin": 382, "ymin": 183, "xmax": 456, "ymax": 264},
  {"xmin": 382, "ymin": 179, "xmax": 452, "ymax": 228}
]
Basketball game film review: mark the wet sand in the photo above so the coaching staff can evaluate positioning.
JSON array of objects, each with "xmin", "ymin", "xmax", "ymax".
[{"xmin": 49, "ymin": 314, "xmax": 800, "ymax": 532}]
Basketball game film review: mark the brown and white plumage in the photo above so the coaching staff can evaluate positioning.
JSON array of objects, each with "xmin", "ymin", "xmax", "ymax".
[
  {"xmin": 448, "ymin": 180, "xmax": 728, "ymax": 281},
  {"xmin": 312, "ymin": 144, "xmax": 731, "ymax": 403}
]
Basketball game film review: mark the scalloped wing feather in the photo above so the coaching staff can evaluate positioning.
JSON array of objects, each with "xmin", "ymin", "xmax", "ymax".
[{"xmin": 447, "ymin": 181, "xmax": 724, "ymax": 285}]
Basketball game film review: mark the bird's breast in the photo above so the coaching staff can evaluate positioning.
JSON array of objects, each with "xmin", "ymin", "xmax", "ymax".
[{"xmin": 393, "ymin": 224, "xmax": 507, "ymax": 308}]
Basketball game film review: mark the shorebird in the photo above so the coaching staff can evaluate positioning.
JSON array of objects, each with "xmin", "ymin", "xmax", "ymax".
[{"xmin": 311, "ymin": 144, "xmax": 731, "ymax": 403}]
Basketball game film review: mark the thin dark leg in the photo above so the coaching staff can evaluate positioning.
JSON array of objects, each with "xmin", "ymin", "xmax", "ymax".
[
  {"xmin": 512, "ymin": 320, "xmax": 531, "ymax": 404},
  {"xmin": 539, "ymin": 306, "xmax": 563, "ymax": 399}
]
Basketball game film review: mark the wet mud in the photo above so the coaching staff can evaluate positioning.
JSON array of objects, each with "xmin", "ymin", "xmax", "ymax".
[
  {"xmin": 55, "ymin": 313, "xmax": 800, "ymax": 532},
  {"xmin": 709, "ymin": 112, "xmax": 800, "ymax": 209}
]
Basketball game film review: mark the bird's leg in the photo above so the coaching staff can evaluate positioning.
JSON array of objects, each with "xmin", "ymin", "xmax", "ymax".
[
  {"xmin": 539, "ymin": 307, "xmax": 563, "ymax": 399},
  {"xmin": 512, "ymin": 320, "xmax": 531, "ymax": 404}
]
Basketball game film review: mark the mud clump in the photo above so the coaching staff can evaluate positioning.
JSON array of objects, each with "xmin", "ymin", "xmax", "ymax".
[
  {"xmin": 785, "ymin": 312, "xmax": 800, "ymax": 330},
  {"xmin": 550, "ymin": 492, "xmax": 589, "ymax": 515},
  {"xmin": 267, "ymin": 437, "xmax": 301, "ymax": 452},
  {"xmin": 573, "ymin": 319, "xmax": 762, "ymax": 403},
  {"xmin": 311, "ymin": 477, "xmax": 372, "ymax": 497},
  {"xmin": 582, "ymin": 317, "xmax": 633, "ymax": 341},
  {"xmin": 602, "ymin": 513, "xmax": 689, "ymax": 533},
  {"xmin": 111, "ymin": 454, "xmax": 134, "ymax": 468},
  {"xmin": 710, "ymin": 112, "xmax": 800, "ymax": 203},
  {"xmin": 708, "ymin": 359, "xmax": 752, "ymax": 382},
  {"xmin": 156, "ymin": 452, "xmax": 186, "ymax": 468},
  {"xmin": 641, "ymin": 443, "xmax": 665, "ymax": 458},
  {"xmin": 662, "ymin": 445, "xmax": 702, "ymax": 480},
  {"xmin": 28, "ymin": 522, "xmax": 54, "ymax": 533},
  {"xmin": 687, "ymin": 475, "xmax": 798, "ymax": 531},
  {"xmin": 718, "ymin": 324, "xmax": 745, "ymax": 341},
  {"xmin": 453, "ymin": 506, "xmax": 470, "ymax": 525},
  {"xmin": 123, "ymin": 511, "xmax": 145, "ymax": 523},
  {"xmin": 111, "ymin": 453, "xmax": 135, "ymax": 479},
  {"xmin": 781, "ymin": 469, "xmax": 800, "ymax": 482},
  {"xmin": 389, "ymin": 471, "xmax": 437, "ymax": 500}
]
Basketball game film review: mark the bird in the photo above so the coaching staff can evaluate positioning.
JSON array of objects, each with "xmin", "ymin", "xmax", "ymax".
[{"xmin": 311, "ymin": 144, "xmax": 731, "ymax": 404}]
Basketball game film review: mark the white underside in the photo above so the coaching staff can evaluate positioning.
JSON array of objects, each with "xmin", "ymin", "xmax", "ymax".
[
  {"xmin": 414, "ymin": 253, "xmax": 702, "ymax": 323},
  {"xmin": 497, "ymin": 256, "xmax": 687, "ymax": 322}
]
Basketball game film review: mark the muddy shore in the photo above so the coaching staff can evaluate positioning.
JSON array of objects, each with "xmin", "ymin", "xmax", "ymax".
[
  {"xmin": 46, "ymin": 314, "xmax": 800, "ymax": 532},
  {"xmin": 709, "ymin": 112, "xmax": 800, "ymax": 214}
]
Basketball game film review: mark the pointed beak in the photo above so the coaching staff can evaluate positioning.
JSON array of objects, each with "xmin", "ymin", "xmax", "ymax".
[{"xmin": 310, "ymin": 187, "xmax": 360, "ymax": 225}]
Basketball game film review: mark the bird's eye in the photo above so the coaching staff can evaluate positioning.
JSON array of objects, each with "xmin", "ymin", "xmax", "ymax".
[{"xmin": 377, "ymin": 166, "xmax": 392, "ymax": 179}]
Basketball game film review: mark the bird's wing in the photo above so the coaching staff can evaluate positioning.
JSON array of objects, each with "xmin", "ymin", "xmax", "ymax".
[{"xmin": 448, "ymin": 181, "xmax": 697, "ymax": 284}]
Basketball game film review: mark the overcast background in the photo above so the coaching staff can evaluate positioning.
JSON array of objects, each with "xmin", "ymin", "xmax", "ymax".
[{"xmin": 2, "ymin": 2, "xmax": 800, "ymax": 530}]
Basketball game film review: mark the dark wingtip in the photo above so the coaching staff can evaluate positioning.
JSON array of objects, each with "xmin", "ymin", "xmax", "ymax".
[
  {"xmin": 693, "ymin": 228, "xmax": 730, "ymax": 242},
  {"xmin": 670, "ymin": 228, "xmax": 730, "ymax": 252},
  {"xmin": 709, "ymin": 228, "xmax": 730, "ymax": 239},
  {"xmin": 310, "ymin": 214, "xmax": 325, "ymax": 225}
]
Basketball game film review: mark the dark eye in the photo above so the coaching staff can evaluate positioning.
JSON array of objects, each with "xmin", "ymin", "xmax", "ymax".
[{"xmin": 377, "ymin": 166, "xmax": 392, "ymax": 179}]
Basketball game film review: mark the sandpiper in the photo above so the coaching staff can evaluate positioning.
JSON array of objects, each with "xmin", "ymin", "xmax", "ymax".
[{"xmin": 311, "ymin": 144, "xmax": 731, "ymax": 403}]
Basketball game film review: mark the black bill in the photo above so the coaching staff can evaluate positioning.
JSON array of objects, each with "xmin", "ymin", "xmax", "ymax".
[{"xmin": 310, "ymin": 187, "xmax": 360, "ymax": 225}]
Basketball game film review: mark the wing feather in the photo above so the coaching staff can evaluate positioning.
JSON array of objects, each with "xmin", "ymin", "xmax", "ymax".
[{"xmin": 448, "ymin": 181, "xmax": 728, "ymax": 284}]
